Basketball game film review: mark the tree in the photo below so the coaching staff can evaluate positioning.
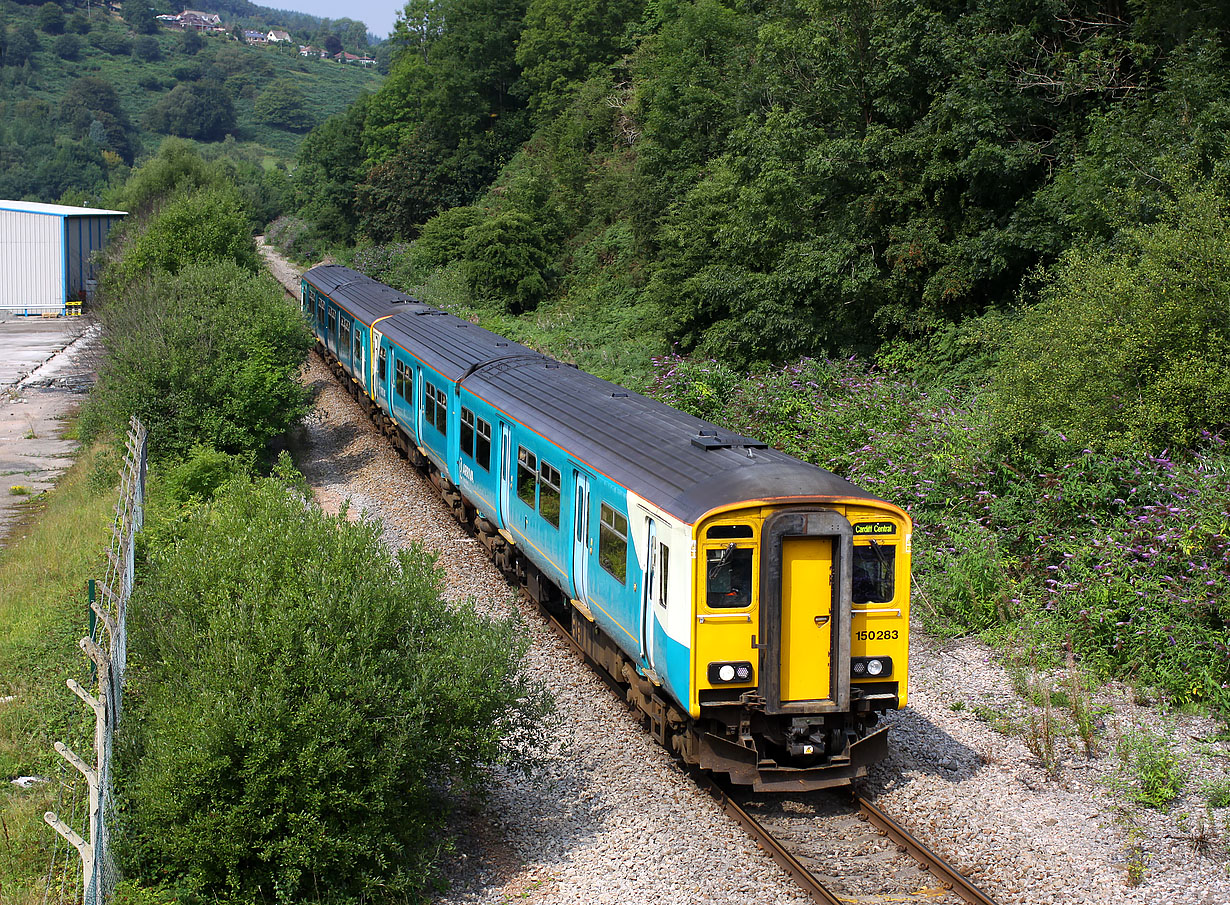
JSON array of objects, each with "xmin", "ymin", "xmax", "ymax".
[
  {"xmin": 293, "ymin": 97, "xmax": 370, "ymax": 243},
  {"xmin": 322, "ymin": 32, "xmax": 341, "ymax": 55},
  {"xmin": 4, "ymin": 25, "xmax": 39, "ymax": 66},
  {"xmin": 35, "ymin": 2, "xmax": 65, "ymax": 34},
  {"xmin": 132, "ymin": 34, "xmax": 161, "ymax": 62},
  {"xmin": 116, "ymin": 186, "xmax": 260, "ymax": 280},
  {"xmin": 254, "ymin": 77, "xmax": 314, "ymax": 130},
  {"xmin": 122, "ymin": 0, "xmax": 158, "ymax": 35},
  {"xmin": 179, "ymin": 27, "xmax": 202, "ymax": 54},
  {"xmin": 143, "ymin": 81, "xmax": 236, "ymax": 141},
  {"xmin": 53, "ymin": 31, "xmax": 81, "ymax": 59}
]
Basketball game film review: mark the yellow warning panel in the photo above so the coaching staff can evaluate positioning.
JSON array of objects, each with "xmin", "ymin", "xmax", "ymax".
[{"xmin": 781, "ymin": 536, "xmax": 832, "ymax": 701}]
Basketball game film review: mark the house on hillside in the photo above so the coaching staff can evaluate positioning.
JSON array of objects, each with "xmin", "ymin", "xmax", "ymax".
[
  {"xmin": 181, "ymin": 9, "xmax": 221, "ymax": 25},
  {"xmin": 267, "ymin": 30, "xmax": 291, "ymax": 43},
  {"xmin": 243, "ymin": 29, "xmax": 267, "ymax": 44}
]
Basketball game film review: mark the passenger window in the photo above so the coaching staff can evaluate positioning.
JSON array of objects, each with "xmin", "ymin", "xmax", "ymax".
[
  {"xmin": 395, "ymin": 360, "xmax": 409, "ymax": 401},
  {"xmin": 657, "ymin": 543, "xmax": 670, "ymax": 608},
  {"xmin": 353, "ymin": 329, "xmax": 362, "ymax": 362},
  {"xmin": 378, "ymin": 347, "xmax": 387, "ymax": 383},
  {"xmin": 475, "ymin": 417, "xmax": 492, "ymax": 471},
  {"xmin": 599, "ymin": 503, "xmax": 628, "ymax": 583},
  {"xmin": 853, "ymin": 543, "xmax": 895, "ymax": 604},
  {"xmin": 461, "ymin": 407, "xmax": 476, "ymax": 459},
  {"xmin": 539, "ymin": 462, "xmax": 561, "ymax": 528},
  {"xmin": 434, "ymin": 387, "xmax": 447, "ymax": 434},
  {"xmin": 517, "ymin": 447, "xmax": 537, "ymax": 506},
  {"xmin": 423, "ymin": 380, "xmax": 437, "ymax": 429},
  {"xmin": 707, "ymin": 545, "xmax": 753, "ymax": 608}
]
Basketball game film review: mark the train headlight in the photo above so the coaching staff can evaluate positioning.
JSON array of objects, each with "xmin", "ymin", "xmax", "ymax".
[
  {"xmin": 851, "ymin": 657, "xmax": 893, "ymax": 678},
  {"xmin": 708, "ymin": 661, "xmax": 754, "ymax": 684}
]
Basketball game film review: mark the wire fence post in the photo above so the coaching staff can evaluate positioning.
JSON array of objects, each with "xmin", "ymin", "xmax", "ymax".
[{"xmin": 45, "ymin": 416, "xmax": 147, "ymax": 905}]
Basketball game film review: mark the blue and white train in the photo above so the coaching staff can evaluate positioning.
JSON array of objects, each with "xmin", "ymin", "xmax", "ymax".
[{"xmin": 302, "ymin": 265, "xmax": 912, "ymax": 791}]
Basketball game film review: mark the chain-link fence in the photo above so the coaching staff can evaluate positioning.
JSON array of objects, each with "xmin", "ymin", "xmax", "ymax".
[{"xmin": 45, "ymin": 416, "xmax": 147, "ymax": 905}]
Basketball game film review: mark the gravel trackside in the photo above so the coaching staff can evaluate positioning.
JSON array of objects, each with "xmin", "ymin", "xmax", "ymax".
[{"xmin": 263, "ymin": 240, "xmax": 1230, "ymax": 905}]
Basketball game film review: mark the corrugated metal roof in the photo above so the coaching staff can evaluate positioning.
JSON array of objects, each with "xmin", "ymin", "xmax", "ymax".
[{"xmin": 0, "ymin": 201, "xmax": 126, "ymax": 217}]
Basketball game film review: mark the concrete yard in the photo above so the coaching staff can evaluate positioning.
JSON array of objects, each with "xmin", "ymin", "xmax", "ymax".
[{"xmin": 0, "ymin": 312, "xmax": 96, "ymax": 546}]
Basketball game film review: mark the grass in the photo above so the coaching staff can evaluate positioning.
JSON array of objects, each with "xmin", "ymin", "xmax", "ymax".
[{"xmin": 0, "ymin": 440, "xmax": 117, "ymax": 904}]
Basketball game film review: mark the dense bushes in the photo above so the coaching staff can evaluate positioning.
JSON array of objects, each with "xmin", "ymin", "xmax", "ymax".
[
  {"xmin": 84, "ymin": 260, "xmax": 311, "ymax": 461},
  {"xmin": 83, "ymin": 147, "xmax": 313, "ymax": 461},
  {"xmin": 118, "ymin": 464, "xmax": 550, "ymax": 903}
]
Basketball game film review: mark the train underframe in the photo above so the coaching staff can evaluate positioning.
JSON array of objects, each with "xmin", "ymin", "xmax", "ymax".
[{"xmin": 319, "ymin": 346, "xmax": 893, "ymax": 792}]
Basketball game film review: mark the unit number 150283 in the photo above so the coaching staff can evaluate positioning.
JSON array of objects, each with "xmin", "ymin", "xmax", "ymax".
[{"xmin": 855, "ymin": 629, "xmax": 899, "ymax": 641}]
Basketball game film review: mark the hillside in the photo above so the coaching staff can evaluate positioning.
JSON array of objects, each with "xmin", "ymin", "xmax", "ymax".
[{"xmin": 0, "ymin": 0, "xmax": 383, "ymax": 201}]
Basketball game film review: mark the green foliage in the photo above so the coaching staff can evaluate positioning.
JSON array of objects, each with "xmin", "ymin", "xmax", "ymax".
[
  {"xmin": 115, "ymin": 186, "xmax": 259, "ymax": 280},
  {"xmin": 35, "ymin": 2, "xmax": 63, "ymax": 34},
  {"xmin": 162, "ymin": 443, "xmax": 255, "ymax": 503},
  {"xmin": 1119, "ymin": 728, "xmax": 1187, "ymax": 810},
  {"xmin": 461, "ymin": 210, "xmax": 555, "ymax": 312},
  {"xmin": 109, "ymin": 138, "xmax": 221, "ymax": 214},
  {"xmin": 414, "ymin": 204, "xmax": 484, "ymax": 266},
  {"xmin": 292, "ymin": 96, "xmax": 370, "ymax": 244},
  {"xmin": 1204, "ymin": 779, "xmax": 1230, "ymax": 808},
  {"xmin": 53, "ymin": 31, "xmax": 80, "ymax": 59},
  {"xmin": 253, "ymin": 77, "xmax": 314, "ymax": 131},
  {"xmin": 989, "ymin": 185, "xmax": 1230, "ymax": 453},
  {"xmin": 84, "ymin": 259, "xmax": 312, "ymax": 461},
  {"xmin": 118, "ymin": 467, "xmax": 550, "ymax": 904},
  {"xmin": 132, "ymin": 35, "xmax": 161, "ymax": 62},
  {"xmin": 144, "ymin": 81, "xmax": 237, "ymax": 141}
]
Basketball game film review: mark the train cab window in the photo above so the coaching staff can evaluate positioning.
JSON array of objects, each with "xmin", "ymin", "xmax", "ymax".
[
  {"xmin": 378, "ymin": 347, "xmax": 387, "ymax": 383},
  {"xmin": 599, "ymin": 503, "xmax": 628, "ymax": 583},
  {"xmin": 475, "ymin": 417, "xmax": 492, "ymax": 471},
  {"xmin": 707, "ymin": 524, "xmax": 753, "ymax": 539},
  {"xmin": 517, "ymin": 447, "xmax": 537, "ymax": 506},
  {"xmin": 707, "ymin": 544, "xmax": 753, "ymax": 608},
  {"xmin": 853, "ymin": 543, "xmax": 895, "ymax": 604},
  {"xmin": 539, "ymin": 462, "xmax": 561, "ymax": 528},
  {"xmin": 395, "ymin": 359, "xmax": 409, "ymax": 401},
  {"xmin": 434, "ymin": 387, "xmax": 447, "ymax": 434}
]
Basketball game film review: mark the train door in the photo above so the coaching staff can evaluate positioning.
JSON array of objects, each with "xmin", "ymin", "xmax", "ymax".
[
  {"xmin": 572, "ymin": 471, "xmax": 591, "ymax": 605},
  {"xmin": 780, "ymin": 537, "xmax": 833, "ymax": 702},
  {"xmin": 639, "ymin": 518, "xmax": 658, "ymax": 667},
  {"xmin": 373, "ymin": 330, "xmax": 388, "ymax": 409},
  {"xmin": 498, "ymin": 423, "xmax": 513, "ymax": 528}
]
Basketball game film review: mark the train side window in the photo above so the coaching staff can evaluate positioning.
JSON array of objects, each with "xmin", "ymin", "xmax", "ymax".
[
  {"xmin": 327, "ymin": 308, "xmax": 336, "ymax": 338},
  {"xmin": 853, "ymin": 543, "xmax": 895, "ymax": 604},
  {"xmin": 378, "ymin": 347, "xmax": 387, "ymax": 383},
  {"xmin": 475, "ymin": 417, "xmax": 492, "ymax": 471},
  {"xmin": 460, "ymin": 407, "xmax": 476, "ymax": 459},
  {"xmin": 657, "ymin": 543, "xmax": 669, "ymax": 608},
  {"xmin": 423, "ymin": 379, "xmax": 437, "ymax": 429},
  {"xmin": 517, "ymin": 447, "xmax": 537, "ymax": 506},
  {"xmin": 395, "ymin": 359, "xmax": 409, "ymax": 401},
  {"xmin": 707, "ymin": 545, "xmax": 753, "ymax": 608},
  {"xmin": 316, "ymin": 300, "xmax": 324, "ymax": 325},
  {"xmin": 353, "ymin": 328, "xmax": 362, "ymax": 362},
  {"xmin": 434, "ymin": 387, "xmax": 447, "ymax": 434},
  {"xmin": 340, "ymin": 318, "xmax": 350, "ymax": 351},
  {"xmin": 539, "ymin": 462, "xmax": 561, "ymax": 528},
  {"xmin": 599, "ymin": 503, "xmax": 628, "ymax": 583}
]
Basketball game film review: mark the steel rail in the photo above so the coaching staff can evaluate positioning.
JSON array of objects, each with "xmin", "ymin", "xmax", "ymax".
[
  {"xmin": 854, "ymin": 794, "xmax": 998, "ymax": 905},
  {"xmin": 700, "ymin": 779, "xmax": 844, "ymax": 905}
]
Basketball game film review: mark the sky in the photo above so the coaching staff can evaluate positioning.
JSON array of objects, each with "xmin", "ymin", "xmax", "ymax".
[{"xmin": 281, "ymin": 0, "xmax": 402, "ymax": 39}]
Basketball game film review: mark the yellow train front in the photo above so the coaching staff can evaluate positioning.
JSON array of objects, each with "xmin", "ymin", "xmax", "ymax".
[{"xmin": 676, "ymin": 499, "xmax": 910, "ymax": 790}]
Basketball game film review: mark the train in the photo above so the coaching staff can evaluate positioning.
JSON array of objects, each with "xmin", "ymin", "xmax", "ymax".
[{"xmin": 300, "ymin": 264, "xmax": 911, "ymax": 792}]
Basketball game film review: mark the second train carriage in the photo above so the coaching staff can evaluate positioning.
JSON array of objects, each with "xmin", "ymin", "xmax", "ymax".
[{"xmin": 301, "ymin": 265, "xmax": 911, "ymax": 791}]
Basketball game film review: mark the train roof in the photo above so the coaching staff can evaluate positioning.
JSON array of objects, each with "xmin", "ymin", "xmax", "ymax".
[
  {"xmin": 304, "ymin": 264, "xmax": 430, "ymax": 324},
  {"xmin": 304, "ymin": 265, "xmax": 883, "ymax": 525}
]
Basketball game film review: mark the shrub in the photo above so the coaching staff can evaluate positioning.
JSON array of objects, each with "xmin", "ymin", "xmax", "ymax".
[
  {"xmin": 117, "ymin": 465, "xmax": 550, "ymax": 903},
  {"xmin": 413, "ymin": 204, "xmax": 483, "ymax": 268},
  {"xmin": 988, "ymin": 186, "xmax": 1230, "ymax": 453},
  {"xmin": 113, "ymin": 185, "xmax": 259, "ymax": 281},
  {"xmin": 52, "ymin": 32, "xmax": 80, "ymax": 59},
  {"xmin": 82, "ymin": 260, "xmax": 313, "ymax": 460},
  {"xmin": 461, "ymin": 210, "xmax": 556, "ymax": 313}
]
